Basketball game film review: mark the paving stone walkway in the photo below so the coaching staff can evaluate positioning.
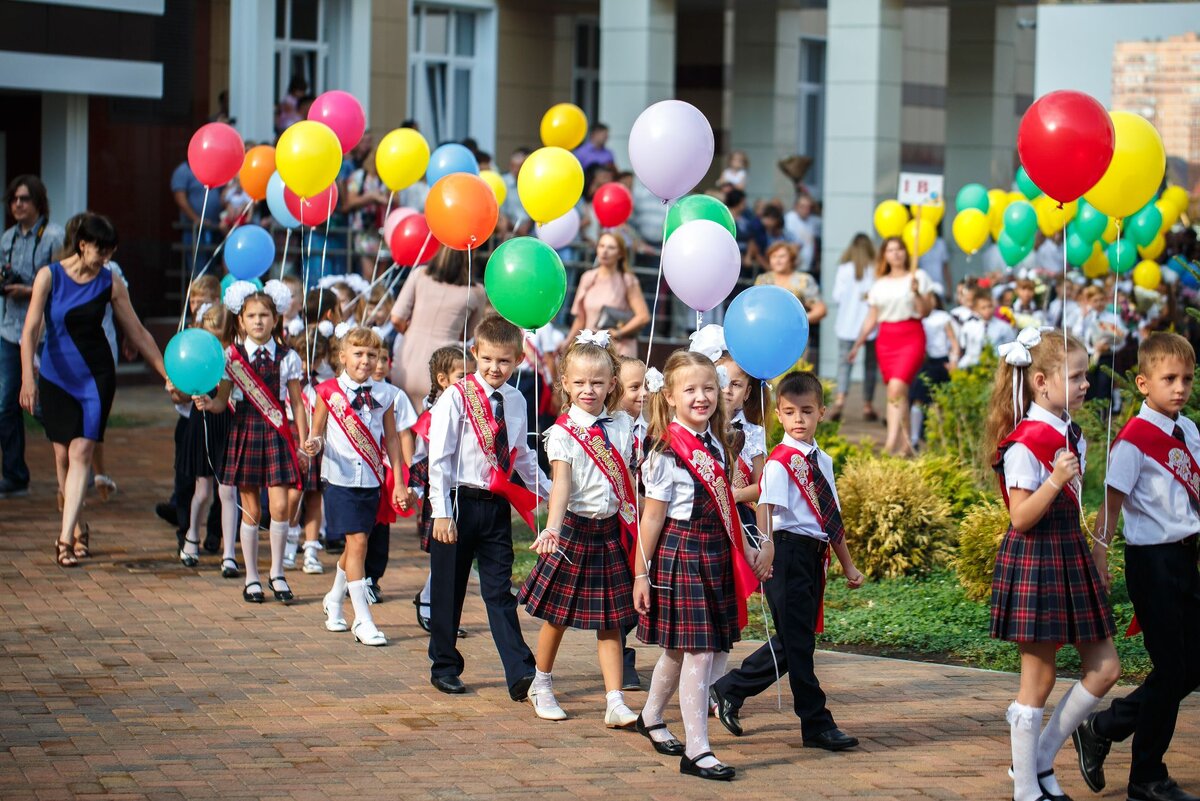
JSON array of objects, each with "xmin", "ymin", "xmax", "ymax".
[{"xmin": 0, "ymin": 408, "xmax": 1195, "ymax": 800}]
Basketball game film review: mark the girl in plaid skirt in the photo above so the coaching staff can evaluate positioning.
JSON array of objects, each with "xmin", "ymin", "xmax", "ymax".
[
  {"xmin": 194, "ymin": 281, "xmax": 309, "ymax": 606},
  {"xmin": 984, "ymin": 329, "xmax": 1119, "ymax": 801},
  {"xmin": 633, "ymin": 350, "xmax": 772, "ymax": 782},
  {"xmin": 519, "ymin": 332, "xmax": 639, "ymax": 727}
]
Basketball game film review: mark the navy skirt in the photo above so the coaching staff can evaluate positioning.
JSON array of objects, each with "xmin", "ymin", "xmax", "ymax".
[{"xmin": 322, "ymin": 482, "xmax": 380, "ymax": 537}]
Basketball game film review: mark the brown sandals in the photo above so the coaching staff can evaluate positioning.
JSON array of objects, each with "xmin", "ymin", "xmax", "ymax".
[
  {"xmin": 73, "ymin": 522, "xmax": 90, "ymax": 559},
  {"xmin": 56, "ymin": 540, "xmax": 79, "ymax": 567}
]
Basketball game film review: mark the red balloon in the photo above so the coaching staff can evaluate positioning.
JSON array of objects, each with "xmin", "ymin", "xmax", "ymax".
[
  {"xmin": 1017, "ymin": 91, "xmax": 1114, "ymax": 204},
  {"xmin": 283, "ymin": 182, "xmax": 339, "ymax": 226},
  {"xmin": 592, "ymin": 182, "xmax": 633, "ymax": 228},
  {"xmin": 388, "ymin": 214, "xmax": 435, "ymax": 266},
  {"xmin": 187, "ymin": 122, "xmax": 244, "ymax": 188}
]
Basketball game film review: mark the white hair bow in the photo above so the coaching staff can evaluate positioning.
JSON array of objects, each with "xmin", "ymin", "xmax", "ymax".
[
  {"xmin": 575, "ymin": 329, "xmax": 611, "ymax": 348},
  {"xmin": 195, "ymin": 302, "xmax": 213, "ymax": 322},
  {"xmin": 688, "ymin": 324, "xmax": 726, "ymax": 363},
  {"xmin": 333, "ymin": 320, "xmax": 358, "ymax": 339},
  {"xmin": 222, "ymin": 280, "xmax": 259, "ymax": 314},
  {"xmin": 997, "ymin": 326, "xmax": 1043, "ymax": 426},
  {"xmin": 285, "ymin": 317, "xmax": 304, "ymax": 337},
  {"xmin": 317, "ymin": 320, "xmax": 334, "ymax": 338},
  {"xmin": 645, "ymin": 367, "xmax": 665, "ymax": 393},
  {"xmin": 262, "ymin": 279, "xmax": 293, "ymax": 317},
  {"xmin": 715, "ymin": 364, "xmax": 731, "ymax": 390}
]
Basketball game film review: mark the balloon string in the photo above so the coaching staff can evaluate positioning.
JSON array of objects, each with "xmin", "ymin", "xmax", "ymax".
[
  {"xmin": 451, "ymin": 245, "xmax": 474, "ymax": 532},
  {"xmin": 644, "ymin": 203, "xmax": 672, "ymax": 366},
  {"xmin": 369, "ymin": 191, "xmax": 395, "ymax": 286},
  {"xmin": 279, "ymin": 228, "xmax": 291, "ymax": 279},
  {"xmin": 1097, "ymin": 221, "xmax": 1123, "ymax": 545},
  {"xmin": 307, "ymin": 193, "xmax": 336, "ymax": 371},
  {"xmin": 179, "ymin": 198, "xmax": 257, "ymax": 333}
]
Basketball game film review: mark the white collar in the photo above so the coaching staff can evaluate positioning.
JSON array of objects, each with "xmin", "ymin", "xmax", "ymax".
[
  {"xmin": 338, "ymin": 372, "xmax": 372, "ymax": 392},
  {"xmin": 782, "ymin": 433, "xmax": 818, "ymax": 456},
  {"xmin": 1026, "ymin": 401, "xmax": 1069, "ymax": 434},
  {"xmin": 244, "ymin": 338, "xmax": 277, "ymax": 359},
  {"xmin": 672, "ymin": 417, "xmax": 714, "ymax": 440},
  {"xmin": 568, "ymin": 404, "xmax": 608, "ymax": 426},
  {"xmin": 732, "ymin": 409, "xmax": 748, "ymax": 426},
  {"xmin": 1138, "ymin": 402, "xmax": 1180, "ymax": 435},
  {"xmin": 473, "ymin": 371, "xmax": 502, "ymax": 397}
]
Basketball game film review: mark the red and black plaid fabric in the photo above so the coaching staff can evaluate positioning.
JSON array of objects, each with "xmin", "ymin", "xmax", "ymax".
[
  {"xmin": 220, "ymin": 344, "xmax": 300, "ymax": 489},
  {"xmin": 990, "ymin": 455, "xmax": 1115, "ymax": 644},
  {"xmin": 492, "ymin": 392, "xmax": 511, "ymax": 473},
  {"xmin": 808, "ymin": 449, "xmax": 846, "ymax": 545},
  {"xmin": 407, "ymin": 457, "xmax": 434, "ymax": 552},
  {"xmin": 519, "ymin": 512, "xmax": 637, "ymax": 630},
  {"xmin": 637, "ymin": 456, "xmax": 741, "ymax": 652}
]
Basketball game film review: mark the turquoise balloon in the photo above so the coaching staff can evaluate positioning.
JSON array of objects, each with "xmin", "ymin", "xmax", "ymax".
[
  {"xmin": 1015, "ymin": 166, "xmax": 1043, "ymax": 200},
  {"xmin": 484, "ymin": 237, "xmax": 567, "ymax": 329},
  {"xmin": 664, "ymin": 194, "xmax": 737, "ymax": 242},
  {"xmin": 165, "ymin": 329, "xmax": 227, "ymax": 396},
  {"xmin": 998, "ymin": 230, "xmax": 1032, "ymax": 267},
  {"xmin": 955, "ymin": 183, "xmax": 989, "ymax": 214},
  {"xmin": 1074, "ymin": 199, "xmax": 1107, "ymax": 243},
  {"xmin": 1127, "ymin": 200, "xmax": 1163, "ymax": 248},
  {"xmin": 220, "ymin": 274, "xmax": 263, "ymax": 295},
  {"xmin": 1065, "ymin": 228, "xmax": 1093, "ymax": 267},
  {"xmin": 1106, "ymin": 239, "xmax": 1137, "ymax": 275},
  {"xmin": 1003, "ymin": 201, "xmax": 1037, "ymax": 245}
]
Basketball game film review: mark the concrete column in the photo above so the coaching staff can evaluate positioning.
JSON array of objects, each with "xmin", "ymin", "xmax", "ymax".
[
  {"xmin": 819, "ymin": 0, "xmax": 902, "ymax": 378},
  {"xmin": 944, "ymin": 4, "xmax": 1019, "ymax": 280},
  {"xmin": 729, "ymin": 2, "xmax": 798, "ymax": 200},
  {"xmin": 40, "ymin": 93, "xmax": 88, "ymax": 223},
  {"xmin": 598, "ymin": 0, "xmax": 676, "ymax": 169},
  {"xmin": 229, "ymin": 0, "xmax": 275, "ymax": 143}
]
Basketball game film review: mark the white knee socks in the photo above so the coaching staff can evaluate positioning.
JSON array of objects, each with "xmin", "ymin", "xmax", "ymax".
[
  {"xmin": 268, "ymin": 519, "xmax": 289, "ymax": 583},
  {"xmin": 1008, "ymin": 701, "xmax": 1045, "ymax": 801},
  {"xmin": 1037, "ymin": 683, "xmax": 1102, "ymax": 795},
  {"xmin": 347, "ymin": 579, "xmax": 375, "ymax": 627},
  {"xmin": 239, "ymin": 521, "xmax": 260, "ymax": 585},
  {"xmin": 219, "ymin": 484, "xmax": 238, "ymax": 561},
  {"xmin": 641, "ymin": 649, "xmax": 684, "ymax": 742},
  {"xmin": 325, "ymin": 565, "xmax": 348, "ymax": 622},
  {"xmin": 680, "ymin": 651, "xmax": 717, "ymax": 767}
]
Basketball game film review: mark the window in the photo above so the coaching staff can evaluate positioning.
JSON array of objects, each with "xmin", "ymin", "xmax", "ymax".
[
  {"xmin": 796, "ymin": 36, "xmax": 826, "ymax": 197},
  {"xmin": 275, "ymin": 0, "xmax": 328, "ymax": 114},
  {"xmin": 573, "ymin": 18, "xmax": 600, "ymax": 124},
  {"xmin": 410, "ymin": 4, "xmax": 483, "ymax": 146}
]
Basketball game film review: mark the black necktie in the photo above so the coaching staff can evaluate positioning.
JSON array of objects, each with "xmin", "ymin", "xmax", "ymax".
[
  {"xmin": 353, "ymin": 386, "xmax": 373, "ymax": 410},
  {"xmin": 1068, "ymin": 422, "xmax": 1083, "ymax": 456},
  {"xmin": 589, "ymin": 417, "xmax": 613, "ymax": 450},
  {"xmin": 492, "ymin": 391, "xmax": 511, "ymax": 473},
  {"xmin": 731, "ymin": 419, "xmax": 744, "ymax": 431},
  {"xmin": 1172, "ymin": 424, "xmax": 1186, "ymax": 444},
  {"xmin": 808, "ymin": 449, "xmax": 845, "ymax": 545},
  {"xmin": 701, "ymin": 432, "xmax": 723, "ymax": 465},
  {"xmin": 253, "ymin": 347, "xmax": 269, "ymax": 371}
]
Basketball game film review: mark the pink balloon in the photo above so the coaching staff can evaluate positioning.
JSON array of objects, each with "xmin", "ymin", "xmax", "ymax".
[
  {"xmin": 535, "ymin": 209, "xmax": 581, "ymax": 250},
  {"xmin": 662, "ymin": 219, "xmax": 740, "ymax": 312},
  {"xmin": 382, "ymin": 207, "xmax": 418, "ymax": 244},
  {"xmin": 629, "ymin": 100, "xmax": 714, "ymax": 202},
  {"xmin": 188, "ymin": 122, "xmax": 244, "ymax": 188},
  {"xmin": 307, "ymin": 90, "xmax": 366, "ymax": 155}
]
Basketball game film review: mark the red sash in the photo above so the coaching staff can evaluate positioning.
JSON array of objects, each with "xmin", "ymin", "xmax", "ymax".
[
  {"xmin": 665, "ymin": 423, "xmax": 758, "ymax": 629},
  {"xmin": 555, "ymin": 414, "xmax": 639, "ymax": 562},
  {"xmin": 732, "ymin": 455, "xmax": 753, "ymax": 491},
  {"xmin": 996, "ymin": 420, "xmax": 1081, "ymax": 506},
  {"xmin": 412, "ymin": 409, "xmax": 432, "ymax": 444},
  {"xmin": 226, "ymin": 345, "xmax": 302, "ymax": 488},
  {"xmin": 454, "ymin": 375, "xmax": 540, "ymax": 532},
  {"xmin": 1114, "ymin": 416, "xmax": 1200, "ymax": 636},
  {"xmin": 767, "ymin": 444, "xmax": 835, "ymax": 633}
]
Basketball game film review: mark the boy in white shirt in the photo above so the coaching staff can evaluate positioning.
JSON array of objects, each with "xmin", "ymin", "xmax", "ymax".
[{"xmin": 959, "ymin": 288, "xmax": 1017, "ymax": 369}]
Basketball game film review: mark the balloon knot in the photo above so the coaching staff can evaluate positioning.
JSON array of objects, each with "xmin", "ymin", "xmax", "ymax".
[{"xmin": 1056, "ymin": 202, "xmax": 1064, "ymax": 211}]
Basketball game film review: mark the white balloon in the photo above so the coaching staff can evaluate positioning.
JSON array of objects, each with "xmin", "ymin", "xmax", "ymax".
[
  {"xmin": 535, "ymin": 208, "xmax": 581, "ymax": 250},
  {"xmin": 628, "ymin": 100, "xmax": 715, "ymax": 202},
  {"xmin": 662, "ymin": 219, "xmax": 740, "ymax": 312}
]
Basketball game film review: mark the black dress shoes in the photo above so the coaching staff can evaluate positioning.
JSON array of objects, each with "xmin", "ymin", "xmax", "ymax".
[
  {"xmin": 679, "ymin": 751, "xmax": 735, "ymax": 781},
  {"xmin": 1128, "ymin": 778, "xmax": 1200, "ymax": 801},
  {"xmin": 636, "ymin": 713, "xmax": 685, "ymax": 756},
  {"xmin": 412, "ymin": 592, "xmax": 432, "ymax": 632},
  {"xmin": 803, "ymin": 728, "xmax": 859, "ymax": 751},
  {"xmin": 431, "ymin": 675, "xmax": 467, "ymax": 694},
  {"xmin": 710, "ymin": 686, "xmax": 743, "ymax": 737},
  {"xmin": 1071, "ymin": 713, "xmax": 1111, "ymax": 792},
  {"xmin": 509, "ymin": 673, "xmax": 535, "ymax": 701}
]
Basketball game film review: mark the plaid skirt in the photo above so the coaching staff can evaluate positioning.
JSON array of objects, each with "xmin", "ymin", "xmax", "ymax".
[
  {"xmin": 637, "ymin": 501, "xmax": 740, "ymax": 652},
  {"xmin": 291, "ymin": 422, "xmax": 321, "ymax": 490},
  {"xmin": 175, "ymin": 409, "xmax": 232, "ymax": 479},
  {"xmin": 990, "ymin": 492, "xmax": 1115, "ymax": 644},
  {"xmin": 519, "ymin": 512, "xmax": 637, "ymax": 630},
  {"xmin": 408, "ymin": 458, "xmax": 434, "ymax": 552},
  {"xmin": 220, "ymin": 404, "xmax": 300, "ymax": 489}
]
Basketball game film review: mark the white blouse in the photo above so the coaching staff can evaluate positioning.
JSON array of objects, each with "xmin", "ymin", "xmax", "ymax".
[
  {"xmin": 831, "ymin": 261, "xmax": 877, "ymax": 341},
  {"xmin": 731, "ymin": 410, "xmax": 766, "ymax": 465},
  {"xmin": 1003, "ymin": 402, "xmax": 1088, "ymax": 493},
  {"xmin": 227, "ymin": 339, "xmax": 304, "ymax": 402},
  {"xmin": 641, "ymin": 420, "xmax": 724, "ymax": 520},
  {"xmin": 545, "ymin": 405, "xmax": 634, "ymax": 519},
  {"xmin": 866, "ymin": 269, "xmax": 934, "ymax": 323},
  {"xmin": 320, "ymin": 374, "xmax": 401, "ymax": 488}
]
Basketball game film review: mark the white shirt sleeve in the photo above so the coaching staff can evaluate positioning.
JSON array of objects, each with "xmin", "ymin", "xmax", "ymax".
[
  {"xmin": 544, "ymin": 425, "xmax": 573, "ymax": 465},
  {"xmin": 427, "ymin": 390, "xmax": 461, "ymax": 519},
  {"xmin": 641, "ymin": 450, "xmax": 675, "ymax": 504},
  {"xmin": 392, "ymin": 390, "xmax": 418, "ymax": 432},
  {"xmin": 507, "ymin": 390, "xmax": 551, "ymax": 499},
  {"xmin": 758, "ymin": 461, "xmax": 791, "ymax": 508},
  {"xmin": 1003, "ymin": 443, "xmax": 1044, "ymax": 492},
  {"xmin": 279, "ymin": 349, "xmax": 304, "ymax": 386},
  {"xmin": 1104, "ymin": 440, "xmax": 1140, "ymax": 496}
]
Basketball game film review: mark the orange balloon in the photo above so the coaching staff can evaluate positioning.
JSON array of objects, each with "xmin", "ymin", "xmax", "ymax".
[
  {"xmin": 239, "ymin": 145, "xmax": 275, "ymax": 201},
  {"xmin": 425, "ymin": 174, "xmax": 498, "ymax": 251}
]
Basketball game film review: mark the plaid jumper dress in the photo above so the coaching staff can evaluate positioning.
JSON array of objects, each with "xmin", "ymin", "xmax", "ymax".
[{"xmin": 220, "ymin": 344, "xmax": 300, "ymax": 489}]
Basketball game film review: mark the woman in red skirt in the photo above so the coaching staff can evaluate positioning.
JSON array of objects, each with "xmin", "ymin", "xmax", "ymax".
[
  {"xmin": 984, "ymin": 329, "xmax": 1119, "ymax": 801},
  {"xmin": 847, "ymin": 236, "xmax": 934, "ymax": 455}
]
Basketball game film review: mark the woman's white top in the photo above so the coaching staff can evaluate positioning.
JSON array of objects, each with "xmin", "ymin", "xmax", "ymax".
[
  {"xmin": 867, "ymin": 269, "xmax": 933, "ymax": 323},
  {"xmin": 922, "ymin": 309, "xmax": 954, "ymax": 360},
  {"xmin": 832, "ymin": 261, "xmax": 876, "ymax": 341}
]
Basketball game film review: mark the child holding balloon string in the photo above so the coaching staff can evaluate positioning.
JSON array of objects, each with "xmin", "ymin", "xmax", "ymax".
[
  {"xmin": 614, "ymin": 354, "xmax": 648, "ymax": 689},
  {"xmin": 195, "ymin": 279, "xmax": 310, "ymax": 604}
]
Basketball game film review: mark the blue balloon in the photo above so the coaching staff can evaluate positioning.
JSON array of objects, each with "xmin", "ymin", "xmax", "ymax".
[
  {"xmin": 266, "ymin": 171, "xmax": 300, "ymax": 229},
  {"xmin": 224, "ymin": 225, "xmax": 276, "ymax": 280},
  {"xmin": 1167, "ymin": 255, "xmax": 1199, "ymax": 289},
  {"xmin": 164, "ymin": 328, "xmax": 227, "ymax": 396},
  {"xmin": 724, "ymin": 285, "xmax": 810, "ymax": 380},
  {"xmin": 426, "ymin": 143, "xmax": 480, "ymax": 186}
]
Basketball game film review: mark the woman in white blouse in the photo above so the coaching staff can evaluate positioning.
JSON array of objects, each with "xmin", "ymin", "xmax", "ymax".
[
  {"xmin": 830, "ymin": 234, "xmax": 878, "ymax": 422},
  {"xmin": 847, "ymin": 237, "xmax": 934, "ymax": 455}
]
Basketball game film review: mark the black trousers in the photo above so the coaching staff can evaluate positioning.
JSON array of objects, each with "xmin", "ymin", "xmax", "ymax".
[
  {"xmin": 715, "ymin": 532, "xmax": 836, "ymax": 739},
  {"xmin": 364, "ymin": 522, "xmax": 389, "ymax": 583},
  {"xmin": 428, "ymin": 490, "xmax": 534, "ymax": 690},
  {"xmin": 1093, "ymin": 535, "xmax": 1200, "ymax": 784}
]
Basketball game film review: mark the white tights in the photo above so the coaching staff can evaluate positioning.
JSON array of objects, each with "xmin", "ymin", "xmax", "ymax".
[{"xmin": 641, "ymin": 649, "xmax": 720, "ymax": 768}]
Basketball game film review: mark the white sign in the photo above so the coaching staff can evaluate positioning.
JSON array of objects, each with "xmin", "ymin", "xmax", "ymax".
[{"xmin": 898, "ymin": 172, "xmax": 944, "ymax": 206}]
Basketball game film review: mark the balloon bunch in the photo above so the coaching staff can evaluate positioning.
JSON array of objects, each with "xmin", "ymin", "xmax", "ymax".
[{"xmin": 872, "ymin": 200, "xmax": 941, "ymax": 258}]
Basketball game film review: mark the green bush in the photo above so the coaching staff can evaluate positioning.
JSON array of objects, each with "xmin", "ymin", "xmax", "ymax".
[
  {"xmin": 917, "ymin": 452, "xmax": 993, "ymax": 522},
  {"xmin": 954, "ymin": 498, "xmax": 1009, "ymax": 601},
  {"xmin": 837, "ymin": 452, "xmax": 955, "ymax": 579},
  {"xmin": 925, "ymin": 353, "xmax": 997, "ymax": 487}
]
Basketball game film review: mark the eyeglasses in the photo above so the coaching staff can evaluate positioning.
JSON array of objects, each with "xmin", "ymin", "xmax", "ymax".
[{"xmin": 10, "ymin": 195, "xmax": 32, "ymax": 205}]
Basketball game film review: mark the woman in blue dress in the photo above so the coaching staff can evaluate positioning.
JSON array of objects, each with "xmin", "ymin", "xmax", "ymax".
[{"xmin": 19, "ymin": 213, "xmax": 168, "ymax": 566}]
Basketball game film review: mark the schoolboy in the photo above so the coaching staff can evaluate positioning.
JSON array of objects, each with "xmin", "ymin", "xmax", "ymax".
[{"xmin": 710, "ymin": 371, "xmax": 865, "ymax": 750}]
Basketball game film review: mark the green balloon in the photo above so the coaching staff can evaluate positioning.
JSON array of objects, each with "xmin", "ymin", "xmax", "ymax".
[
  {"xmin": 1003, "ymin": 200, "xmax": 1038, "ymax": 245},
  {"xmin": 1106, "ymin": 238, "xmax": 1136, "ymax": 275},
  {"xmin": 664, "ymin": 195, "xmax": 736, "ymax": 243},
  {"xmin": 998, "ymin": 230, "xmax": 1032, "ymax": 267},
  {"xmin": 955, "ymin": 183, "xmax": 989, "ymax": 214},
  {"xmin": 1015, "ymin": 166, "xmax": 1043, "ymax": 200},
  {"xmin": 1074, "ymin": 199, "xmax": 1107, "ymax": 243},
  {"xmin": 484, "ymin": 237, "xmax": 567, "ymax": 329},
  {"xmin": 1127, "ymin": 200, "xmax": 1163, "ymax": 248},
  {"xmin": 1065, "ymin": 227, "xmax": 1093, "ymax": 267}
]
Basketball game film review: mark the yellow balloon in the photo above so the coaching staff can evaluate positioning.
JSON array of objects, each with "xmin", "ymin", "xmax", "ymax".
[
  {"xmin": 952, "ymin": 209, "xmax": 989, "ymax": 255},
  {"xmin": 1137, "ymin": 233, "xmax": 1165, "ymax": 260},
  {"xmin": 517, "ymin": 146, "xmax": 585, "ymax": 224},
  {"xmin": 909, "ymin": 200, "xmax": 944, "ymax": 225},
  {"xmin": 987, "ymin": 189, "xmax": 1009, "ymax": 239},
  {"xmin": 1101, "ymin": 216, "xmax": 1119, "ymax": 244},
  {"xmin": 275, "ymin": 120, "xmax": 342, "ymax": 199},
  {"xmin": 1007, "ymin": 190, "xmax": 1027, "ymax": 206},
  {"xmin": 902, "ymin": 217, "xmax": 936, "ymax": 257},
  {"xmin": 1161, "ymin": 185, "xmax": 1190, "ymax": 218},
  {"xmin": 1034, "ymin": 196, "xmax": 1076, "ymax": 237},
  {"xmin": 540, "ymin": 103, "xmax": 588, "ymax": 150},
  {"xmin": 479, "ymin": 170, "xmax": 507, "ymax": 206},
  {"xmin": 1154, "ymin": 199, "xmax": 1177, "ymax": 230},
  {"xmin": 375, "ymin": 128, "xmax": 430, "ymax": 192},
  {"xmin": 1132, "ymin": 259, "xmax": 1162, "ymax": 290},
  {"xmin": 874, "ymin": 200, "xmax": 909, "ymax": 239},
  {"xmin": 1084, "ymin": 111, "xmax": 1166, "ymax": 220},
  {"xmin": 1082, "ymin": 243, "xmax": 1108, "ymax": 278}
]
